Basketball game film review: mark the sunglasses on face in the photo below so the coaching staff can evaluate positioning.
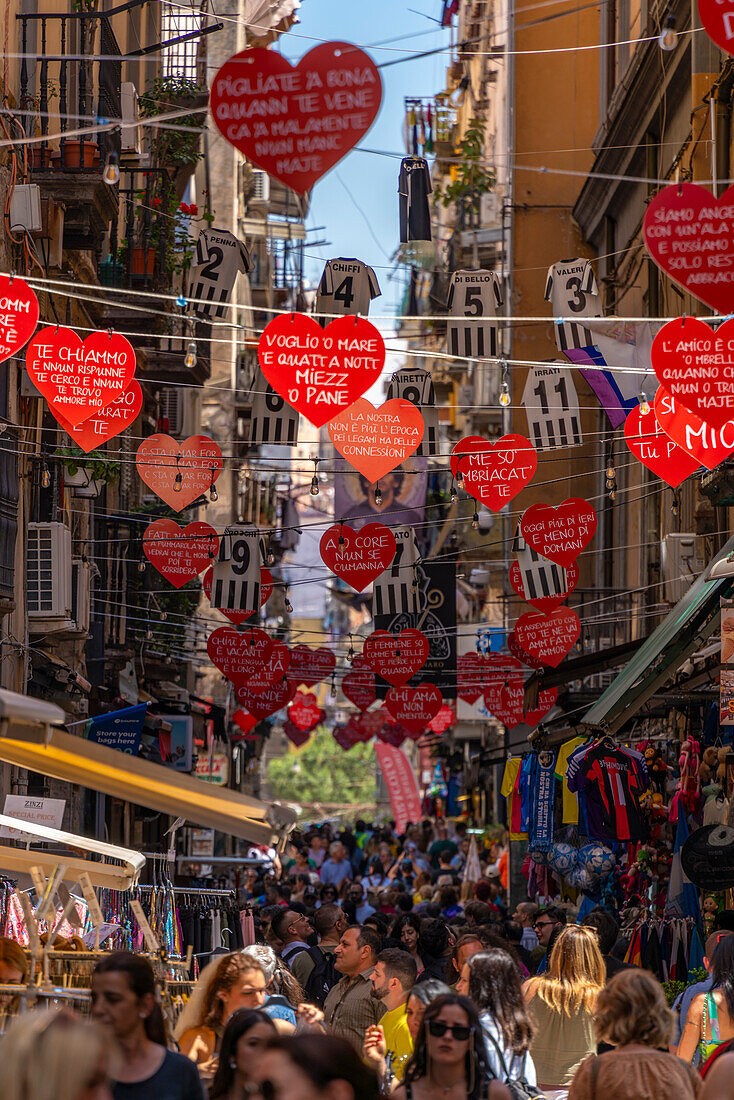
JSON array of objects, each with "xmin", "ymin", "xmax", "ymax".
[{"xmin": 428, "ymin": 1020, "xmax": 471, "ymax": 1041}]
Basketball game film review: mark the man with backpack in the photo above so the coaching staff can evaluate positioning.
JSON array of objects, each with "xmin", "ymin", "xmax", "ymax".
[
  {"xmin": 273, "ymin": 908, "xmax": 317, "ymax": 991},
  {"xmin": 306, "ymin": 904, "xmax": 345, "ymax": 1006}
]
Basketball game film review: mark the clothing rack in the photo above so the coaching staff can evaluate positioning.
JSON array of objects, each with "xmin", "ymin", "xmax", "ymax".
[{"xmin": 136, "ymin": 885, "xmax": 234, "ymax": 897}]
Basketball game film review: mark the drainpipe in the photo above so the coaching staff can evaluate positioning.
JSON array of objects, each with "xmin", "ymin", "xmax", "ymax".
[{"xmin": 690, "ymin": 0, "xmax": 720, "ymax": 184}]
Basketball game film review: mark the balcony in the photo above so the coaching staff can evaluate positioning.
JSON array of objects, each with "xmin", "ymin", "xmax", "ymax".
[{"xmin": 404, "ymin": 96, "xmax": 458, "ymax": 160}]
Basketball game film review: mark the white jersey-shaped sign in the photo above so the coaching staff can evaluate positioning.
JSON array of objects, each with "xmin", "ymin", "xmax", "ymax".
[
  {"xmin": 446, "ymin": 269, "xmax": 503, "ymax": 359},
  {"xmin": 211, "ymin": 525, "xmax": 264, "ymax": 613},
  {"xmin": 522, "ymin": 364, "xmax": 582, "ymax": 450},
  {"xmin": 544, "ymin": 258, "xmax": 602, "ymax": 352},
  {"xmin": 372, "ymin": 526, "xmax": 421, "ymax": 617},
  {"xmin": 250, "ymin": 369, "xmax": 299, "ymax": 447},
  {"xmin": 385, "ymin": 367, "xmax": 439, "ymax": 457}
]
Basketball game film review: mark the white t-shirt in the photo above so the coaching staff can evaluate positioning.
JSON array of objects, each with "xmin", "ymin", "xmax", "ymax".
[
  {"xmin": 544, "ymin": 258, "xmax": 601, "ymax": 351},
  {"xmin": 316, "ymin": 257, "xmax": 381, "ymax": 320},
  {"xmin": 447, "ymin": 269, "xmax": 503, "ymax": 358},
  {"xmin": 189, "ymin": 228, "xmax": 251, "ymax": 318}
]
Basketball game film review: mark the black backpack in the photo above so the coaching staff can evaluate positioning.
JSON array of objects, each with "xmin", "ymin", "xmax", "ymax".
[
  {"xmin": 483, "ymin": 1030, "xmax": 545, "ymax": 1100},
  {"xmin": 302, "ymin": 946, "xmax": 339, "ymax": 1007}
]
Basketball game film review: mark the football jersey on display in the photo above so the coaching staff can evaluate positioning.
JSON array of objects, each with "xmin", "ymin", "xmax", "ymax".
[
  {"xmin": 544, "ymin": 258, "xmax": 602, "ymax": 353},
  {"xmin": 189, "ymin": 228, "xmax": 251, "ymax": 319},
  {"xmin": 566, "ymin": 741, "xmax": 649, "ymax": 842},
  {"xmin": 316, "ymin": 257, "xmax": 381, "ymax": 320},
  {"xmin": 447, "ymin": 269, "xmax": 503, "ymax": 359},
  {"xmin": 398, "ymin": 157, "xmax": 432, "ymax": 242}
]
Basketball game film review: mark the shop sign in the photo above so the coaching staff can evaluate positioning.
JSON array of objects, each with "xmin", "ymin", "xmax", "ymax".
[
  {"xmin": 654, "ymin": 387, "xmax": 734, "ymax": 470},
  {"xmin": 374, "ymin": 742, "xmax": 422, "ymax": 831},
  {"xmin": 85, "ymin": 703, "xmax": 148, "ymax": 755},
  {"xmin": 509, "ymin": 558, "xmax": 578, "ymax": 612},
  {"xmin": 287, "ymin": 645, "xmax": 336, "ymax": 688},
  {"xmin": 385, "ymin": 683, "xmax": 442, "ymax": 733},
  {"xmin": 207, "ymin": 626, "xmax": 274, "ymax": 684},
  {"xmin": 328, "ymin": 398, "xmax": 424, "ymax": 481},
  {"xmin": 195, "ymin": 752, "xmax": 229, "ymax": 785},
  {"xmin": 0, "ymin": 273, "xmax": 38, "ymax": 363},
  {"xmin": 143, "ymin": 519, "xmax": 218, "ymax": 588},
  {"xmin": 363, "ymin": 628, "xmax": 430, "ymax": 686},
  {"xmin": 451, "ymin": 434, "xmax": 537, "ymax": 511},
  {"xmin": 190, "ymin": 828, "xmax": 215, "ymax": 857},
  {"xmin": 514, "ymin": 608, "xmax": 581, "ymax": 667},
  {"xmin": 26, "ymin": 327, "xmax": 136, "ymax": 427},
  {"xmin": 0, "ymin": 795, "xmax": 65, "ymax": 840},
  {"xmin": 320, "ymin": 521, "xmax": 396, "ymax": 590},
  {"xmin": 624, "ymin": 402, "xmax": 701, "ymax": 486},
  {"xmin": 520, "ymin": 498, "xmax": 597, "ymax": 568},
  {"xmin": 136, "ymin": 434, "xmax": 223, "ymax": 511},
  {"xmin": 158, "ymin": 714, "xmax": 193, "ymax": 771}
]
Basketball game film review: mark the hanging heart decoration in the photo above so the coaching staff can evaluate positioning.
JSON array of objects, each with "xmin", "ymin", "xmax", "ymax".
[
  {"xmin": 643, "ymin": 183, "xmax": 734, "ymax": 313},
  {"xmin": 385, "ymin": 684, "xmax": 442, "ymax": 734},
  {"xmin": 514, "ymin": 608, "xmax": 581, "ymax": 667},
  {"xmin": 654, "ymin": 387, "xmax": 734, "ymax": 470},
  {"xmin": 26, "ymin": 327, "xmax": 136, "ymax": 427},
  {"xmin": 428, "ymin": 704, "xmax": 456, "ymax": 734},
  {"xmin": 623, "ymin": 401, "xmax": 701, "ymax": 486},
  {"xmin": 347, "ymin": 711, "xmax": 380, "ymax": 742},
  {"xmin": 143, "ymin": 519, "xmax": 219, "ymax": 588},
  {"xmin": 333, "ymin": 724, "xmax": 360, "ymax": 750},
  {"xmin": 363, "ymin": 628, "xmax": 430, "ymax": 686},
  {"xmin": 203, "ymin": 566, "xmax": 273, "ymax": 624},
  {"xmin": 0, "ymin": 273, "xmax": 39, "ymax": 363},
  {"xmin": 342, "ymin": 657, "xmax": 376, "ymax": 711},
  {"xmin": 376, "ymin": 721, "xmax": 408, "ymax": 747},
  {"xmin": 524, "ymin": 685, "xmax": 560, "ymax": 728},
  {"xmin": 698, "ymin": 0, "xmax": 734, "ymax": 55},
  {"xmin": 652, "ymin": 315, "xmax": 734, "ymax": 430},
  {"xmin": 136, "ymin": 434, "xmax": 223, "ymax": 511},
  {"xmin": 232, "ymin": 709, "xmax": 257, "ymax": 734},
  {"xmin": 520, "ymin": 498, "xmax": 597, "ymax": 568},
  {"xmin": 209, "ymin": 42, "xmax": 382, "ymax": 194},
  {"xmin": 327, "ymin": 398, "xmax": 425, "ymax": 482},
  {"xmin": 451, "ymin": 434, "xmax": 537, "ymax": 511},
  {"xmin": 55, "ymin": 380, "xmax": 143, "ymax": 453},
  {"xmin": 457, "ymin": 652, "xmax": 491, "ymax": 704},
  {"xmin": 288, "ymin": 690, "xmax": 325, "ymax": 732},
  {"xmin": 320, "ymin": 522, "xmax": 396, "ymax": 591},
  {"xmin": 481, "ymin": 655, "xmax": 524, "ymax": 720},
  {"xmin": 283, "ymin": 720, "xmax": 311, "ymax": 748},
  {"xmin": 507, "ymin": 629, "xmax": 546, "ymax": 670},
  {"xmin": 288, "ymin": 645, "xmax": 336, "ymax": 688},
  {"xmin": 245, "ymin": 640, "xmax": 291, "ymax": 694},
  {"xmin": 236, "ymin": 677, "xmax": 295, "ymax": 720},
  {"xmin": 258, "ymin": 313, "xmax": 385, "ymax": 428},
  {"xmin": 509, "ymin": 559, "xmax": 579, "ymax": 612},
  {"xmin": 207, "ymin": 626, "xmax": 274, "ymax": 684}
]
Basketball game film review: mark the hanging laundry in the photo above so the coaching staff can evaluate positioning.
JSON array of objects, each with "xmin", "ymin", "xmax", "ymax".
[{"xmin": 398, "ymin": 157, "xmax": 433, "ymax": 242}]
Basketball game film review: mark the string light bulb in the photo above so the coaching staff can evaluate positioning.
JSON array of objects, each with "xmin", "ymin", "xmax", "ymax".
[
  {"xmin": 41, "ymin": 462, "xmax": 51, "ymax": 489},
  {"xmin": 209, "ymin": 467, "xmax": 218, "ymax": 502},
  {"xmin": 267, "ymin": 542, "xmax": 275, "ymax": 565},
  {"xmin": 450, "ymin": 481, "xmax": 458, "ymax": 504},
  {"xmin": 284, "ymin": 586, "xmax": 293, "ymax": 613},
  {"xmin": 638, "ymin": 391, "xmax": 651, "ymax": 415},
  {"xmin": 160, "ymin": 610, "xmax": 167, "ymax": 621},
  {"xmin": 173, "ymin": 471, "xmax": 183, "ymax": 492},
  {"xmin": 374, "ymin": 483, "xmax": 383, "ymax": 506},
  {"xmin": 184, "ymin": 340, "xmax": 197, "ymax": 370},
  {"xmin": 606, "ymin": 465, "xmax": 615, "ymax": 479},
  {"xmin": 609, "ymin": 488, "xmax": 616, "ymax": 501},
  {"xmin": 659, "ymin": 9, "xmax": 677, "ymax": 50},
  {"xmin": 102, "ymin": 150, "xmax": 120, "ymax": 185},
  {"xmin": 499, "ymin": 381, "xmax": 511, "ymax": 407},
  {"xmin": 671, "ymin": 490, "xmax": 680, "ymax": 517},
  {"xmin": 310, "ymin": 458, "xmax": 320, "ymax": 496},
  {"xmin": 456, "ymin": 471, "xmax": 464, "ymax": 490},
  {"xmin": 138, "ymin": 559, "xmax": 146, "ymax": 573},
  {"xmin": 606, "ymin": 477, "xmax": 615, "ymax": 490},
  {"xmin": 81, "ymin": 554, "xmax": 90, "ymax": 569},
  {"xmin": 146, "ymin": 628, "xmax": 153, "ymax": 640},
  {"xmin": 471, "ymin": 510, "xmax": 479, "ymax": 529}
]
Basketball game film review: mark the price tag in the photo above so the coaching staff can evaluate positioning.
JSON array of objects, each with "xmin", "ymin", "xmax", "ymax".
[
  {"xmin": 79, "ymin": 872, "xmax": 104, "ymax": 928},
  {"xmin": 129, "ymin": 899, "xmax": 160, "ymax": 953}
]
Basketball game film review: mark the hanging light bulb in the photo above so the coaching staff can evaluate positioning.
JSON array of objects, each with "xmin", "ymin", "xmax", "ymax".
[
  {"xmin": 310, "ymin": 458, "xmax": 320, "ymax": 496},
  {"xmin": 284, "ymin": 586, "xmax": 293, "ymax": 613},
  {"xmin": 161, "ymin": 610, "xmax": 167, "ymax": 621},
  {"xmin": 609, "ymin": 488, "xmax": 616, "ymax": 501},
  {"xmin": 606, "ymin": 477, "xmax": 615, "ymax": 490},
  {"xmin": 638, "ymin": 391, "xmax": 651, "ymax": 415},
  {"xmin": 173, "ymin": 470, "xmax": 183, "ymax": 492},
  {"xmin": 671, "ymin": 491, "xmax": 680, "ymax": 517},
  {"xmin": 499, "ymin": 380, "xmax": 511, "ymax": 407},
  {"xmin": 184, "ymin": 340, "xmax": 197, "ymax": 370},
  {"xmin": 659, "ymin": 9, "xmax": 677, "ymax": 50},
  {"xmin": 146, "ymin": 627, "xmax": 153, "ymax": 640},
  {"xmin": 41, "ymin": 462, "xmax": 51, "ymax": 489},
  {"xmin": 209, "ymin": 468, "xmax": 218, "ymax": 502},
  {"xmin": 374, "ymin": 483, "xmax": 383, "ymax": 506},
  {"xmin": 338, "ymin": 527, "xmax": 345, "ymax": 547},
  {"xmin": 267, "ymin": 543, "xmax": 275, "ymax": 565},
  {"xmin": 81, "ymin": 554, "xmax": 90, "ymax": 569},
  {"xmin": 456, "ymin": 470, "xmax": 464, "ymax": 490},
  {"xmin": 138, "ymin": 559, "xmax": 146, "ymax": 573},
  {"xmin": 450, "ymin": 481, "xmax": 458, "ymax": 504},
  {"xmin": 102, "ymin": 150, "xmax": 120, "ymax": 185},
  {"xmin": 471, "ymin": 510, "xmax": 479, "ymax": 529},
  {"xmin": 606, "ymin": 465, "xmax": 615, "ymax": 480}
]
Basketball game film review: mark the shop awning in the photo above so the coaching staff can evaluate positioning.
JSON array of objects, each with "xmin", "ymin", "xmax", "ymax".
[
  {"xmin": 580, "ymin": 534, "xmax": 734, "ymax": 735},
  {"xmin": 0, "ymin": 726, "xmax": 296, "ymax": 845}
]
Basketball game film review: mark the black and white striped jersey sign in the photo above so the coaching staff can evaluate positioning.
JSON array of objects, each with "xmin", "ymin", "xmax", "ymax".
[
  {"xmin": 211, "ymin": 525, "xmax": 265, "ymax": 613},
  {"xmin": 521, "ymin": 364, "xmax": 582, "ymax": 450},
  {"xmin": 385, "ymin": 367, "xmax": 439, "ymax": 457},
  {"xmin": 250, "ymin": 369, "xmax": 299, "ymax": 447},
  {"xmin": 372, "ymin": 526, "xmax": 421, "ymax": 617},
  {"xmin": 446, "ymin": 269, "xmax": 503, "ymax": 359},
  {"xmin": 188, "ymin": 228, "xmax": 251, "ymax": 320},
  {"xmin": 512, "ymin": 522, "xmax": 568, "ymax": 604}
]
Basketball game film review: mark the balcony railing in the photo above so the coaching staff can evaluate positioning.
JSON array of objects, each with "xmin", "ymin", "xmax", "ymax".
[{"xmin": 404, "ymin": 97, "xmax": 458, "ymax": 157}]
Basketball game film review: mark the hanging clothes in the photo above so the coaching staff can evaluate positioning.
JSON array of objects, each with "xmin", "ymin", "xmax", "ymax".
[{"xmin": 398, "ymin": 157, "xmax": 432, "ymax": 243}]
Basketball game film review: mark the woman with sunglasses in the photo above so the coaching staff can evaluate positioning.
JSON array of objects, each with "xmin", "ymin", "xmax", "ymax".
[{"xmin": 393, "ymin": 993, "xmax": 512, "ymax": 1100}]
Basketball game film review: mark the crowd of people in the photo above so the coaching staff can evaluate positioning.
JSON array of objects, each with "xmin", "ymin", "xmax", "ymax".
[{"xmin": 2, "ymin": 817, "xmax": 734, "ymax": 1100}]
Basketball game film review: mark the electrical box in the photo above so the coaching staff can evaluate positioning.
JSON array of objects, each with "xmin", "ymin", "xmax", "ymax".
[
  {"xmin": 661, "ymin": 533, "xmax": 705, "ymax": 604},
  {"xmin": 9, "ymin": 184, "xmax": 42, "ymax": 234}
]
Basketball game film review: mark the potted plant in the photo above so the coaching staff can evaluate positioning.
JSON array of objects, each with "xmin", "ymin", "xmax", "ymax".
[
  {"xmin": 139, "ymin": 76, "xmax": 207, "ymax": 167},
  {"xmin": 55, "ymin": 445, "xmax": 120, "ymax": 497}
]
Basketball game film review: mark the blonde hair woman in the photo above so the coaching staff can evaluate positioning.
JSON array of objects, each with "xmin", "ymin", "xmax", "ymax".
[
  {"xmin": 2, "ymin": 1008, "xmax": 111, "ymax": 1100},
  {"xmin": 523, "ymin": 925, "xmax": 604, "ymax": 1100},
  {"xmin": 568, "ymin": 969, "xmax": 701, "ymax": 1100}
]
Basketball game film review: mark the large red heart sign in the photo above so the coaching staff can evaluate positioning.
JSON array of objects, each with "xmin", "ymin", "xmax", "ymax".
[
  {"xmin": 654, "ymin": 387, "xmax": 734, "ymax": 469},
  {"xmin": 26, "ymin": 327, "xmax": 136, "ymax": 427},
  {"xmin": 457, "ymin": 653, "xmax": 486, "ymax": 704},
  {"xmin": 643, "ymin": 184, "xmax": 734, "ymax": 313},
  {"xmin": 143, "ymin": 520, "xmax": 219, "ymax": 588},
  {"xmin": 236, "ymin": 677, "xmax": 295, "ymax": 720},
  {"xmin": 342, "ymin": 660, "xmax": 376, "ymax": 710},
  {"xmin": 520, "ymin": 498, "xmax": 597, "ymax": 568},
  {"xmin": 207, "ymin": 627, "xmax": 273, "ymax": 684},
  {"xmin": 288, "ymin": 645, "xmax": 336, "ymax": 688},
  {"xmin": 451, "ymin": 434, "xmax": 537, "ymax": 511},
  {"xmin": 0, "ymin": 273, "xmax": 38, "ymax": 363},
  {"xmin": 514, "ymin": 608, "xmax": 581, "ymax": 668},
  {"xmin": 485, "ymin": 680, "xmax": 558, "ymax": 730},
  {"xmin": 320, "ymin": 522, "xmax": 396, "ymax": 591},
  {"xmin": 136, "ymin": 434, "xmax": 223, "ymax": 511},
  {"xmin": 209, "ymin": 42, "xmax": 382, "ymax": 195},
  {"xmin": 385, "ymin": 684, "xmax": 442, "ymax": 734},
  {"xmin": 55, "ymin": 380, "xmax": 143, "ymax": 453},
  {"xmin": 363, "ymin": 629, "xmax": 429, "ymax": 686},
  {"xmin": 624, "ymin": 402, "xmax": 701, "ymax": 486},
  {"xmin": 328, "ymin": 398, "xmax": 424, "ymax": 482},
  {"xmin": 258, "ymin": 313, "xmax": 385, "ymax": 428},
  {"xmin": 246, "ymin": 640, "xmax": 290, "ymax": 694},
  {"xmin": 652, "ymin": 316, "xmax": 734, "ymax": 430},
  {"xmin": 289, "ymin": 690, "xmax": 324, "ymax": 732},
  {"xmin": 509, "ymin": 559, "xmax": 579, "ymax": 613},
  {"xmin": 203, "ymin": 566, "xmax": 273, "ymax": 624},
  {"xmin": 698, "ymin": 0, "xmax": 734, "ymax": 54}
]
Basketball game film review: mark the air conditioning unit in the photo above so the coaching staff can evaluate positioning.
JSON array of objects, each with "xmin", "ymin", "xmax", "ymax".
[
  {"xmin": 71, "ymin": 558, "xmax": 90, "ymax": 633},
  {"xmin": 9, "ymin": 184, "xmax": 42, "ymax": 234},
  {"xmin": 120, "ymin": 82, "xmax": 141, "ymax": 155},
  {"xmin": 661, "ymin": 533, "xmax": 705, "ymax": 604},
  {"xmin": 250, "ymin": 170, "xmax": 270, "ymax": 205},
  {"xmin": 27, "ymin": 522, "xmax": 72, "ymax": 622}
]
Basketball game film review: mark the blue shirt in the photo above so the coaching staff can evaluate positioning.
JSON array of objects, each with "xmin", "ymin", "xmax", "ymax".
[
  {"xmin": 674, "ymin": 975, "xmax": 713, "ymax": 1062},
  {"xmin": 320, "ymin": 858, "xmax": 353, "ymax": 886}
]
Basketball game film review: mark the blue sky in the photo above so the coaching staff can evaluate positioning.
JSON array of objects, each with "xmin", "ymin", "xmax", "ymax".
[{"xmin": 280, "ymin": 1, "xmax": 451, "ymax": 317}]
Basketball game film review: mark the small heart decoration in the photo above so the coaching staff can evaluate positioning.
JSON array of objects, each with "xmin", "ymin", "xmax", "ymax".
[
  {"xmin": 333, "ymin": 724, "xmax": 359, "ymax": 750},
  {"xmin": 514, "ymin": 608, "xmax": 581, "ymax": 668},
  {"xmin": 55, "ymin": 380, "xmax": 143, "ymax": 453},
  {"xmin": 342, "ymin": 662, "xmax": 376, "ymax": 710},
  {"xmin": 288, "ymin": 690, "xmax": 324, "ymax": 732},
  {"xmin": 385, "ymin": 684, "xmax": 442, "ymax": 733},
  {"xmin": 236, "ymin": 677, "xmax": 295, "ymax": 720},
  {"xmin": 246, "ymin": 640, "xmax": 291, "ymax": 695},
  {"xmin": 207, "ymin": 626, "xmax": 274, "ymax": 684},
  {"xmin": 428, "ymin": 704, "xmax": 455, "ymax": 734},
  {"xmin": 283, "ymin": 720, "xmax": 311, "ymax": 748},
  {"xmin": 203, "ymin": 566, "xmax": 273, "ymax": 624},
  {"xmin": 623, "ymin": 402, "xmax": 701, "ymax": 487},
  {"xmin": 652, "ymin": 316, "xmax": 734, "ymax": 429},
  {"xmin": 0, "ymin": 273, "xmax": 39, "ymax": 363},
  {"xmin": 363, "ymin": 629, "xmax": 429, "ymax": 686},
  {"xmin": 354, "ymin": 710, "xmax": 387, "ymax": 740},
  {"xmin": 26, "ymin": 326, "xmax": 136, "ymax": 426},
  {"xmin": 327, "ymin": 398, "xmax": 424, "ymax": 482},
  {"xmin": 451, "ymin": 434, "xmax": 537, "ymax": 511},
  {"xmin": 136, "ymin": 434, "xmax": 223, "ymax": 511},
  {"xmin": 258, "ymin": 313, "xmax": 385, "ymax": 428},
  {"xmin": 481, "ymin": 656, "xmax": 524, "ymax": 720},
  {"xmin": 143, "ymin": 519, "xmax": 219, "ymax": 588},
  {"xmin": 376, "ymin": 721, "xmax": 408, "ymax": 747},
  {"xmin": 232, "ymin": 709, "xmax": 257, "ymax": 734},
  {"xmin": 520, "ymin": 498, "xmax": 597, "ymax": 568},
  {"xmin": 508, "ymin": 559, "xmax": 579, "ymax": 612},
  {"xmin": 320, "ymin": 522, "xmax": 396, "ymax": 591},
  {"xmin": 654, "ymin": 387, "xmax": 734, "ymax": 470},
  {"xmin": 457, "ymin": 653, "xmax": 487, "ymax": 704},
  {"xmin": 288, "ymin": 645, "xmax": 336, "ymax": 688}
]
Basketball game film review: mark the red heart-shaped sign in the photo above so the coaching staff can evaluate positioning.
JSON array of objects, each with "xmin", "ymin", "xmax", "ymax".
[
  {"xmin": 520, "ymin": 498, "xmax": 597, "ymax": 568},
  {"xmin": 328, "ymin": 398, "xmax": 424, "ymax": 482},
  {"xmin": 236, "ymin": 677, "xmax": 295, "ymax": 720},
  {"xmin": 507, "ymin": 630, "xmax": 546, "ymax": 670},
  {"xmin": 333, "ymin": 724, "xmax": 359, "ymax": 750},
  {"xmin": 289, "ymin": 690, "xmax": 324, "ymax": 732},
  {"xmin": 363, "ymin": 629, "xmax": 429, "ymax": 686},
  {"xmin": 283, "ymin": 720, "xmax": 311, "ymax": 748},
  {"xmin": 452, "ymin": 434, "xmax": 537, "ymax": 511},
  {"xmin": 514, "ymin": 608, "xmax": 581, "ymax": 668},
  {"xmin": 525, "ymin": 686, "xmax": 559, "ymax": 728},
  {"xmin": 0, "ymin": 274, "xmax": 39, "ymax": 363},
  {"xmin": 258, "ymin": 313, "xmax": 385, "ymax": 428},
  {"xmin": 209, "ymin": 43, "xmax": 382, "ymax": 195},
  {"xmin": 288, "ymin": 645, "xmax": 336, "ymax": 688},
  {"xmin": 246, "ymin": 640, "xmax": 291, "ymax": 695},
  {"xmin": 654, "ymin": 387, "xmax": 734, "ymax": 469},
  {"xmin": 485, "ymin": 680, "xmax": 558, "ymax": 730},
  {"xmin": 347, "ymin": 711, "xmax": 380, "ymax": 742},
  {"xmin": 385, "ymin": 684, "xmax": 442, "ymax": 734},
  {"xmin": 203, "ymin": 566, "xmax": 273, "ymax": 624},
  {"xmin": 143, "ymin": 519, "xmax": 219, "ymax": 588},
  {"xmin": 428, "ymin": 704, "xmax": 455, "ymax": 734},
  {"xmin": 698, "ymin": 0, "xmax": 734, "ymax": 52},
  {"xmin": 136, "ymin": 434, "xmax": 223, "ymax": 511},
  {"xmin": 207, "ymin": 627, "xmax": 274, "ymax": 684},
  {"xmin": 55, "ymin": 380, "xmax": 143, "ymax": 453},
  {"xmin": 377, "ymin": 721, "xmax": 408, "ymax": 747},
  {"xmin": 457, "ymin": 653, "xmax": 483, "ymax": 704},
  {"xmin": 481, "ymin": 656, "xmax": 524, "ymax": 719},
  {"xmin": 26, "ymin": 327, "xmax": 136, "ymax": 427},
  {"xmin": 232, "ymin": 709, "xmax": 257, "ymax": 734},
  {"xmin": 320, "ymin": 521, "xmax": 396, "ymax": 591},
  {"xmin": 652, "ymin": 316, "xmax": 734, "ymax": 430},
  {"xmin": 624, "ymin": 402, "xmax": 701, "ymax": 487},
  {"xmin": 342, "ymin": 661, "xmax": 376, "ymax": 711},
  {"xmin": 643, "ymin": 184, "xmax": 734, "ymax": 313},
  {"xmin": 508, "ymin": 559, "xmax": 579, "ymax": 613}
]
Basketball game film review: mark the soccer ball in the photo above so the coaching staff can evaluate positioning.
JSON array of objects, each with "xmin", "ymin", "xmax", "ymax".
[
  {"xmin": 528, "ymin": 848, "xmax": 550, "ymax": 866},
  {"xmin": 579, "ymin": 843, "xmax": 616, "ymax": 881},
  {"xmin": 566, "ymin": 865, "xmax": 592, "ymax": 890},
  {"xmin": 548, "ymin": 842, "xmax": 578, "ymax": 877}
]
